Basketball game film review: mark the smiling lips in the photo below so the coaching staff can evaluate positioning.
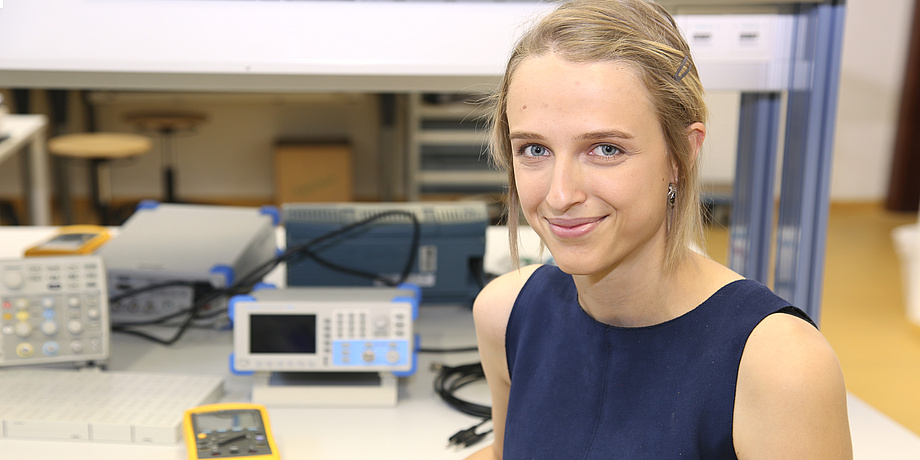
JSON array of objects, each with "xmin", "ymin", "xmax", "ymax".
[{"xmin": 546, "ymin": 216, "xmax": 606, "ymax": 238}]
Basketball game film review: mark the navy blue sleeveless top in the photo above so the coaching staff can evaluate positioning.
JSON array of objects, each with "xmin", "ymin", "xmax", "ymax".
[{"xmin": 503, "ymin": 265, "xmax": 813, "ymax": 459}]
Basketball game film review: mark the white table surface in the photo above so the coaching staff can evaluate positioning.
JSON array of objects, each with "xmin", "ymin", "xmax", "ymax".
[
  {"xmin": 1, "ymin": 226, "xmax": 919, "ymax": 459},
  {"xmin": 0, "ymin": 114, "xmax": 51, "ymax": 225}
]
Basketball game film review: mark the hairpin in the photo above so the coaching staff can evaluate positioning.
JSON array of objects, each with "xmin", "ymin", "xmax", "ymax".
[{"xmin": 673, "ymin": 55, "xmax": 691, "ymax": 82}]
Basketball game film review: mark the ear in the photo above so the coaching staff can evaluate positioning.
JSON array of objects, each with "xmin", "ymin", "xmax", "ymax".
[
  {"xmin": 685, "ymin": 122, "xmax": 706, "ymax": 164},
  {"xmin": 669, "ymin": 122, "xmax": 707, "ymax": 183}
]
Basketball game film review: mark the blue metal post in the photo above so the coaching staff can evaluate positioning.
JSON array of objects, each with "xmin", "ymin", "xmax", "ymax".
[
  {"xmin": 730, "ymin": 93, "xmax": 782, "ymax": 284},
  {"xmin": 773, "ymin": 1, "xmax": 846, "ymax": 324}
]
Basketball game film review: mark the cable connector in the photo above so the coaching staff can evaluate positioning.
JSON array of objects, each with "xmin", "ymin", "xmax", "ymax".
[{"xmin": 447, "ymin": 419, "xmax": 492, "ymax": 450}]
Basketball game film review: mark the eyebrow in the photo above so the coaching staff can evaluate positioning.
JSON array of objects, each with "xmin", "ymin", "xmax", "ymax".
[{"xmin": 509, "ymin": 130, "xmax": 635, "ymax": 141}]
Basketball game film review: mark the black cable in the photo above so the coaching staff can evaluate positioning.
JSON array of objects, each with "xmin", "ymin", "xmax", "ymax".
[
  {"xmin": 433, "ymin": 362, "xmax": 491, "ymax": 419},
  {"xmin": 111, "ymin": 210, "xmax": 421, "ymax": 345},
  {"xmin": 434, "ymin": 361, "xmax": 494, "ymax": 450},
  {"xmin": 447, "ymin": 418, "xmax": 493, "ymax": 450},
  {"xmin": 112, "ymin": 281, "xmax": 229, "ymax": 345},
  {"xmin": 108, "ymin": 280, "xmax": 198, "ymax": 304}
]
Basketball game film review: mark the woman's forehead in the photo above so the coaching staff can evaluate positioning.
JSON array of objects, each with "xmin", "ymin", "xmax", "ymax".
[{"xmin": 506, "ymin": 54, "xmax": 657, "ymax": 131}]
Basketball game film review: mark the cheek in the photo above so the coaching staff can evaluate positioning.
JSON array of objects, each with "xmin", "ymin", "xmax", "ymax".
[
  {"xmin": 512, "ymin": 165, "xmax": 545, "ymax": 208},
  {"xmin": 592, "ymin": 171, "xmax": 650, "ymax": 213}
]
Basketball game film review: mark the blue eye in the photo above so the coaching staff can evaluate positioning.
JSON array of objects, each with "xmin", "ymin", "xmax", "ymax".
[
  {"xmin": 522, "ymin": 145, "xmax": 548, "ymax": 157},
  {"xmin": 594, "ymin": 144, "xmax": 622, "ymax": 156}
]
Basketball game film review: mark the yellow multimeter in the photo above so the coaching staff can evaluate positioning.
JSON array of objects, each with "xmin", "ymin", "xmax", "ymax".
[
  {"xmin": 183, "ymin": 402, "xmax": 280, "ymax": 460},
  {"xmin": 24, "ymin": 225, "xmax": 111, "ymax": 256}
]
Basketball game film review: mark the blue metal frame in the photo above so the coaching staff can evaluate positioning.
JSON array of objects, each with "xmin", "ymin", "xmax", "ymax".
[
  {"xmin": 729, "ymin": 1, "xmax": 846, "ymax": 324},
  {"xmin": 774, "ymin": 1, "xmax": 846, "ymax": 322},
  {"xmin": 730, "ymin": 93, "xmax": 782, "ymax": 284}
]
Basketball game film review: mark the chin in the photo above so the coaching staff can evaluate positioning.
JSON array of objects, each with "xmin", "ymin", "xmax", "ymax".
[{"xmin": 547, "ymin": 253, "xmax": 608, "ymax": 277}]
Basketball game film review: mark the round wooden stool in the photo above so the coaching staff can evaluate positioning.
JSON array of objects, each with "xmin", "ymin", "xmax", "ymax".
[
  {"xmin": 124, "ymin": 110, "xmax": 207, "ymax": 203},
  {"xmin": 48, "ymin": 132, "xmax": 152, "ymax": 225}
]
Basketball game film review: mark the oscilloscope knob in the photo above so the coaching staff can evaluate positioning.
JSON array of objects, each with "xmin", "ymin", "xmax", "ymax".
[
  {"xmin": 66, "ymin": 320, "xmax": 84, "ymax": 335},
  {"xmin": 14, "ymin": 322, "xmax": 33, "ymax": 338},
  {"xmin": 40, "ymin": 321, "xmax": 58, "ymax": 336},
  {"xmin": 2, "ymin": 270, "xmax": 24, "ymax": 290}
]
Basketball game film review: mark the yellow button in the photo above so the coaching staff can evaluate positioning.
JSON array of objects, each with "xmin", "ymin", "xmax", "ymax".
[
  {"xmin": 197, "ymin": 432, "xmax": 208, "ymax": 439},
  {"xmin": 2, "ymin": 313, "xmax": 11, "ymax": 321},
  {"xmin": 15, "ymin": 311, "xmax": 29, "ymax": 321}
]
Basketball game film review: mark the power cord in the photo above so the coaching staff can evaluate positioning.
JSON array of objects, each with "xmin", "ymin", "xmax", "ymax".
[
  {"xmin": 432, "ymin": 361, "xmax": 493, "ymax": 450},
  {"xmin": 447, "ymin": 418, "xmax": 492, "ymax": 450},
  {"xmin": 111, "ymin": 210, "xmax": 420, "ymax": 344}
]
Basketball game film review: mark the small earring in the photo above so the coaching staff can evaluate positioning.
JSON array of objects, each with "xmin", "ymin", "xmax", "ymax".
[
  {"xmin": 667, "ymin": 183, "xmax": 677, "ymax": 209},
  {"xmin": 667, "ymin": 183, "xmax": 677, "ymax": 234}
]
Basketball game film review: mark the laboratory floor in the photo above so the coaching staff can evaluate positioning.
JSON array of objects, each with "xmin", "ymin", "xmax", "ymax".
[{"xmin": 705, "ymin": 202, "xmax": 920, "ymax": 436}]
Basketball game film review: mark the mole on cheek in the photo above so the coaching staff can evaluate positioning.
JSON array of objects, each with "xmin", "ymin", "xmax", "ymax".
[{"xmin": 522, "ymin": 105, "xmax": 527, "ymax": 110}]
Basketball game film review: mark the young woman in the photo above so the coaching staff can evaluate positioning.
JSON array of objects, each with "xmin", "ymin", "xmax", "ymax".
[{"xmin": 469, "ymin": 0, "xmax": 852, "ymax": 458}]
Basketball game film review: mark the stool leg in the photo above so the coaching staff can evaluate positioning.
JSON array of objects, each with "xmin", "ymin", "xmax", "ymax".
[
  {"xmin": 54, "ymin": 157, "xmax": 74, "ymax": 225},
  {"xmin": 90, "ymin": 159, "xmax": 112, "ymax": 225},
  {"xmin": 162, "ymin": 129, "xmax": 178, "ymax": 203},
  {"xmin": 164, "ymin": 167, "xmax": 176, "ymax": 203}
]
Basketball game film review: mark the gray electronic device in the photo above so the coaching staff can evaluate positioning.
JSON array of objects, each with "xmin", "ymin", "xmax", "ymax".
[
  {"xmin": 0, "ymin": 255, "xmax": 109, "ymax": 367},
  {"xmin": 229, "ymin": 285, "xmax": 419, "ymax": 374},
  {"xmin": 229, "ymin": 285, "xmax": 420, "ymax": 407},
  {"xmin": 97, "ymin": 202, "xmax": 279, "ymax": 324}
]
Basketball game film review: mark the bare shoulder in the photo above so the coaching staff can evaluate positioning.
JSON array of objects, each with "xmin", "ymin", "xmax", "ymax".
[
  {"xmin": 472, "ymin": 264, "xmax": 542, "ymax": 342},
  {"xmin": 470, "ymin": 264, "xmax": 541, "ymax": 459},
  {"xmin": 734, "ymin": 312, "xmax": 853, "ymax": 459}
]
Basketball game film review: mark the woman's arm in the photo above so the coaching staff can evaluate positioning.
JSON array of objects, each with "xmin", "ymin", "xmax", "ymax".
[
  {"xmin": 733, "ymin": 312, "xmax": 853, "ymax": 459},
  {"xmin": 465, "ymin": 265, "xmax": 540, "ymax": 460}
]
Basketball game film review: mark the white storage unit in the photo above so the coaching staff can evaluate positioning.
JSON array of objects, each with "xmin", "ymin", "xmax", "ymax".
[{"xmin": 406, "ymin": 93, "xmax": 503, "ymax": 200}]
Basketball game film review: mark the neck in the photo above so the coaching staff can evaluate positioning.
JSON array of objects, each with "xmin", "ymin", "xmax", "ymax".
[{"xmin": 574, "ymin": 248, "xmax": 701, "ymax": 328}]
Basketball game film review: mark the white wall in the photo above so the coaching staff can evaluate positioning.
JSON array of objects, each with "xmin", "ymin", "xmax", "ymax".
[
  {"xmin": 0, "ymin": 92, "xmax": 386, "ymax": 204},
  {"xmin": 830, "ymin": 0, "xmax": 914, "ymax": 200},
  {"xmin": 89, "ymin": 92, "xmax": 383, "ymax": 202},
  {"xmin": 0, "ymin": 0, "xmax": 914, "ymax": 205}
]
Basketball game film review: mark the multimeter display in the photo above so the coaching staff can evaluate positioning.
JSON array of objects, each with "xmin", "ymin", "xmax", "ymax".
[
  {"xmin": 24, "ymin": 225, "xmax": 111, "ymax": 256},
  {"xmin": 190, "ymin": 408, "xmax": 273, "ymax": 458}
]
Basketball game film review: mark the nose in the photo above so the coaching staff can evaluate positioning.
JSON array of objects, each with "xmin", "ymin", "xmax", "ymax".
[{"xmin": 545, "ymin": 156, "xmax": 586, "ymax": 212}]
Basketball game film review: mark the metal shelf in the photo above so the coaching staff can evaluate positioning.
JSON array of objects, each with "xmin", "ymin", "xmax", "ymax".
[{"xmin": 407, "ymin": 92, "xmax": 499, "ymax": 201}]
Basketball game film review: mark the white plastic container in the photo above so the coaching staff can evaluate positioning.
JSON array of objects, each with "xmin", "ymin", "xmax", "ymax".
[{"xmin": 893, "ymin": 223, "xmax": 919, "ymax": 326}]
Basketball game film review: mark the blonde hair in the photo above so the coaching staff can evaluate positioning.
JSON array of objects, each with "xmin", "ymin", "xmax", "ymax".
[{"xmin": 489, "ymin": 0, "xmax": 708, "ymax": 270}]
